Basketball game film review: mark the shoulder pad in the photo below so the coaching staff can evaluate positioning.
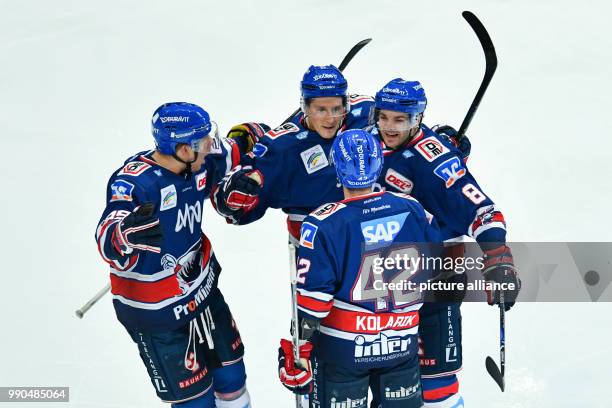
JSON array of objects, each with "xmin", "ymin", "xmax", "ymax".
[
  {"xmin": 309, "ymin": 202, "xmax": 346, "ymax": 221},
  {"xmin": 265, "ymin": 122, "xmax": 301, "ymax": 140},
  {"xmin": 349, "ymin": 94, "xmax": 374, "ymax": 105}
]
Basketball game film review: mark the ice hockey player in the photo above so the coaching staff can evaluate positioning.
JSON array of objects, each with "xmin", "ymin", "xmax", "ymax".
[
  {"xmin": 212, "ymin": 64, "xmax": 374, "ymax": 242},
  {"xmin": 277, "ymin": 129, "xmax": 441, "ymax": 407},
  {"xmin": 369, "ymin": 78, "xmax": 521, "ymax": 407},
  {"xmin": 94, "ymin": 102, "xmax": 252, "ymax": 408}
]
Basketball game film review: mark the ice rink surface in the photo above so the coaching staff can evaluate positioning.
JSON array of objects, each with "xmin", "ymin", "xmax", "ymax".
[{"xmin": 1, "ymin": 0, "xmax": 611, "ymax": 406}]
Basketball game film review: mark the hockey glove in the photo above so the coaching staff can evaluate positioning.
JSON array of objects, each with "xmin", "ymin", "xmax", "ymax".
[
  {"xmin": 111, "ymin": 202, "xmax": 163, "ymax": 256},
  {"xmin": 226, "ymin": 122, "xmax": 271, "ymax": 154},
  {"xmin": 482, "ymin": 245, "xmax": 521, "ymax": 311},
  {"xmin": 433, "ymin": 124, "xmax": 471, "ymax": 162},
  {"xmin": 213, "ymin": 165, "xmax": 263, "ymax": 219},
  {"xmin": 278, "ymin": 339, "xmax": 314, "ymax": 395}
]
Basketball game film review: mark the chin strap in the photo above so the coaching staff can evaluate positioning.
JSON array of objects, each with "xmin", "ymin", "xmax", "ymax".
[{"xmin": 172, "ymin": 151, "xmax": 198, "ymax": 179}]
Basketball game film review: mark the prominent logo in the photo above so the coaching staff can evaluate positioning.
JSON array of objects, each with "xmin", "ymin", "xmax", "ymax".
[
  {"xmin": 196, "ymin": 171, "xmax": 207, "ymax": 191},
  {"xmin": 160, "ymin": 184, "xmax": 177, "ymax": 211},
  {"xmin": 252, "ymin": 143, "xmax": 268, "ymax": 157},
  {"xmin": 354, "ymin": 332, "xmax": 411, "ymax": 358},
  {"xmin": 300, "ymin": 144, "xmax": 329, "ymax": 174},
  {"xmin": 434, "ymin": 156, "xmax": 466, "ymax": 188},
  {"xmin": 415, "ymin": 136, "xmax": 450, "ymax": 162},
  {"xmin": 118, "ymin": 161, "xmax": 151, "ymax": 176},
  {"xmin": 360, "ymin": 213, "xmax": 409, "ymax": 244},
  {"xmin": 385, "ymin": 169, "xmax": 413, "ymax": 193},
  {"xmin": 299, "ymin": 222, "xmax": 318, "ymax": 249},
  {"xmin": 175, "ymin": 201, "xmax": 202, "ymax": 233},
  {"xmin": 385, "ymin": 385, "xmax": 419, "ymax": 400},
  {"xmin": 330, "ymin": 396, "xmax": 367, "ymax": 408},
  {"xmin": 267, "ymin": 122, "xmax": 299, "ymax": 139},
  {"xmin": 312, "ymin": 202, "xmax": 345, "ymax": 221},
  {"xmin": 110, "ymin": 180, "xmax": 135, "ymax": 202}
]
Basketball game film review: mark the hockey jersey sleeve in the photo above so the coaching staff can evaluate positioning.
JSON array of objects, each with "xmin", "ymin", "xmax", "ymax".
[
  {"xmin": 95, "ymin": 176, "xmax": 151, "ymax": 271},
  {"xmin": 416, "ymin": 146, "xmax": 507, "ymax": 248},
  {"xmin": 201, "ymin": 136, "xmax": 243, "ymax": 196},
  {"xmin": 295, "ymin": 218, "xmax": 338, "ymax": 321}
]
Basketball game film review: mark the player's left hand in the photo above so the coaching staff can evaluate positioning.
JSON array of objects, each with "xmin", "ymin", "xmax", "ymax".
[
  {"xmin": 278, "ymin": 339, "xmax": 314, "ymax": 395},
  {"xmin": 482, "ymin": 245, "xmax": 521, "ymax": 311},
  {"xmin": 226, "ymin": 122, "xmax": 270, "ymax": 154},
  {"xmin": 433, "ymin": 124, "xmax": 471, "ymax": 162}
]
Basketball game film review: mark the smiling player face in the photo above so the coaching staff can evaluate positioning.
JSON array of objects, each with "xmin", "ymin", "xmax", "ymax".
[
  {"xmin": 377, "ymin": 109, "xmax": 422, "ymax": 149},
  {"xmin": 304, "ymin": 97, "xmax": 346, "ymax": 139}
]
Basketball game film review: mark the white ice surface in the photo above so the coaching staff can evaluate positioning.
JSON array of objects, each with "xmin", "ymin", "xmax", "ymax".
[{"xmin": 1, "ymin": 1, "xmax": 611, "ymax": 407}]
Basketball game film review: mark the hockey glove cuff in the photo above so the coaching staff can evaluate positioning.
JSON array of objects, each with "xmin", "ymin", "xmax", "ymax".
[
  {"xmin": 278, "ymin": 339, "xmax": 314, "ymax": 395},
  {"xmin": 433, "ymin": 124, "xmax": 471, "ymax": 162},
  {"xmin": 111, "ymin": 202, "xmax": 163, "ymax": 256}
]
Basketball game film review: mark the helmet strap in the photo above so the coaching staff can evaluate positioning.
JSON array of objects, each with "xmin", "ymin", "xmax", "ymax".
[{"xmin": 172, "ymin": 150, "xmax": 198, "ymax": 179}]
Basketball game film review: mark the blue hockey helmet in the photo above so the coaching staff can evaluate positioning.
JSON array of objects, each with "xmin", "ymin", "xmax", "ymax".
[
  {"xmin": 151, "ymin": 102, "xmax": 218, "ymax": 155},
  {"xmin": 331, "ymin": 129, "xmax": 383, "ymax": 188},
  {"xmin": 374, "ymin": 78, "xmax": 427, "ymax": 115},
  {"xmin": 300, "ymin": 65, "xmax": 349, "ymax": 115}
]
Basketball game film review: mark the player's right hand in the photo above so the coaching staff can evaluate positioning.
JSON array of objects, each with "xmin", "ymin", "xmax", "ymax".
[
  {"xmin": 278, "ymin": 339, "xmax": 314, "ymax": 395},
  {"xmin": 226, "ymin": 122, "xmax": 270, "ymax": 154},
  {"xmin": 482, "ymin": 245, "xmax": 521, "ymax": 311},
  {"xmin": 216, "ymin": 165, "xmax": 263, "ymax": 215},
  {"xmin": 111, "ymin": 202, "xmax": 163, "ymax": 256}
]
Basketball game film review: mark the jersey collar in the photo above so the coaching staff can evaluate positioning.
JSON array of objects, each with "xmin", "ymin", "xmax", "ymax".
[{"xmin": 340, "ymin": 190, "xmax": 385, "ymax": 203}]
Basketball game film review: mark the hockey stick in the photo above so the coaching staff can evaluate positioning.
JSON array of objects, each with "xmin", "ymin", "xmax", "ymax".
[
  {"xmin": 457, "ymin": 11, "xmax": 498, "ymax": 141},
  {"xmin": 485, "ymin": 291, "xmax": 506, "ymax": 391},
  {"xmin": 287, "ymin": 242, "xmax": 303, "ymax": 407},
  {"xmin": 75, "ymin": 283, "xmax": 111, "ymax": 319},
  {"xmin": 281, "ymin": 38, "xmax": 372, "ymax": 125}
]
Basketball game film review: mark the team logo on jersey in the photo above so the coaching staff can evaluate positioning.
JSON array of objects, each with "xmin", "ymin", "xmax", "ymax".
[
  {"xmin": 160, "ymin": 184, "xmax": 177, "ymax": 211},
  {"xmin": 385, "ymin": 169, "xmax": 413, "ymax": 193},
  {"xmin": 433, "ymin": 156, "xmax": 466, "ymax": 188},
  {"xmin": 267, "ymin": 122, "xmax": 300, "ymax": 139},
  {"xmin": 176, "ymin": 201, "xmax": 202, "ymax": 234},
  {"xmin": 311, "ymin": 202, "xmax": 346, "ymax": 220},
  {"xmin": 110, "ymin": 180, "xmax": 135, "ymax": 202},
  {"xmin": 415, "ymin": 136, "xmax": 450, "ymax": 162},
  {"xmin": 252, "ymin": 143, "xmax": 268, "ymax": 157},
  {"xmin": 118, "ymin": 161, "xmax": 151, "ymax": 176},
  {"xmin": 300, "ymin": 144, "xmax": 329, "ymax": 174},
  {"xmin": 361, "ymin": 213, "xmax": 409, "ymax": 245},
  {"xmin": 196, "ymin": 171, "xmax": 207, "ymax": 191},
  {"xmin": 299, "ymin": 222, "xmax": 318, "ymax": 249}
]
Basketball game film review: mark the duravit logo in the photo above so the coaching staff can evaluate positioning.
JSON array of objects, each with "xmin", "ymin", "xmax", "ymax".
[{"xmin": 360, "ymin": 213, "xmax": 409, "ymax": 244}]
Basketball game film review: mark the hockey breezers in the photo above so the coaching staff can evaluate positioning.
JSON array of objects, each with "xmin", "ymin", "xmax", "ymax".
[
  {"xmin": 457, "ymin": 11, "xmax": 498, "ymax": 141},
  {"xmin": 281, "ymin": 38, "xmax": 372, "ymax": 125}
]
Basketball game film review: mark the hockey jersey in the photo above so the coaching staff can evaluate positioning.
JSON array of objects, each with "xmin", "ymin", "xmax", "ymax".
[
  {"xmin": 95, "ymin": 138, "xmax": 241, "ymax": 332},
  {"xmin": 296, "ymin": 191, "xmax": 441, "ymax": 369},
  {"xmin": 233, "ymin": 94, "xmax": 374, "ymax": 238},
  {"xmin": 370, "ymin": 125, "xmax": 507, "ymax": 245}
]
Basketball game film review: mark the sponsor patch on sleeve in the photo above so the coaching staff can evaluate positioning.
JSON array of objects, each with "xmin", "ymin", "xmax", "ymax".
[
  {"xmin": 118, "ymin": 161, "xmax": 151, "ymax": 176},
  {"xmin": 299, "ymin": 222, "xmax": 319, "ymax": 249},
  {"xmin": 433, "ymin": 156, "xmax": 466, "ymax": 188},
  {"xmin": 415, "ymin": 136, "xmax": 450, "ymax": 162},
  {"xmin": 384, "ymin": 168, "xmax": 413, "ymax": 193},
  {"xmin": 110, "ymin": 180, "xmax": 135, "ymax": 202},
  {"xmin": 267, "ymin": 122, "xmax": 300, "ymax": 139},
  {"xmin": 311, "ymin": 202, "xmax": 346, "ymax": 221}
]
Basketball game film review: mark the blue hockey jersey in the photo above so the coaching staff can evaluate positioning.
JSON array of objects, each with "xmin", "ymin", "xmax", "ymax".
[
  {"xmin": 232, "ymin": 94, "xmax": 374, "ymax": 237},
  {"xmin": 296, "ymin": 191, "xmax": 441, "ymax": 369},
  {"xmin": 95, "ymin": 138, "xmax": 241, "ymax": 332},
  {"xmin": 370, "ymin": 125, "xmax": 507, "ymax": 245}
]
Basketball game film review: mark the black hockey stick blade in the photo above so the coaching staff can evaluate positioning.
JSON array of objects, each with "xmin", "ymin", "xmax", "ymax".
[
  {"xmin": 457, "ymin": 11, "xmax": 498, "ymax": 139},
  {"xmin": 281, "ymin": 38, "xmax": 372, "ymax": 124},
  {"xmin": 485, "ymin": 355, "xmax": 505, "ymax": 391}
]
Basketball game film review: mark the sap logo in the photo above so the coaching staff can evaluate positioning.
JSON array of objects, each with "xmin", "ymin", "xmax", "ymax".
[
  {"xmin": 434, "ymin": 156, "xmax": 466, "ymax": 188},
  {"xmin": 175, "ymin": 201, "xmax": 202, "ymax": 233},
  {"xmin": 299, "ymin": 222, "xmax": 318, "ymax": 249},
  {"xmin": 110, "ymin": 180, "xmax": 134, "ymax": 202},
  {"xmin": 385, "ymin": 168, "xmax": 413, "ymax": 194},
  {"xmin": 330, "ymin": 396, "xmax": 367, "ymax": 408},
  {"xmin": 354, "ymin": 332, "xmax": 411, "ymax": 358},
  {"xmin": 360, "ymin": 213, "xmax": 409, "ymax": 244}
]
